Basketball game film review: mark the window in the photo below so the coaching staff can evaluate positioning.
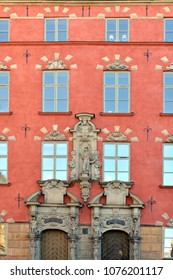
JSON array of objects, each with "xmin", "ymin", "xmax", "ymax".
[
  {"xmin": 0, "ymin": 142, "xmax": 8, "ymax": 183},
  {"xmin": 42, "ymin": 142, "xmax": 68, "ymax": 181},
  {"xmin": 164, "ymin": 19, "xmax": 173, "ymax": 42},
  {"xmin": 43, "ymin": 71, "xmax": 69, "ymax": 112},
  {"xmin": 45, "ymin": 18, "xmax": 68, "ymax": 41},
  {"xmin": 0, "ymin": 72, "xmax": 9, "ymax": 112},
  {"xmin": 0, "ymin": 19, "xmax": 9, "ymax": 42},
  {"xmin": 103, "ymin": 143, "xmax": 130, "ymax": 182},
  {"xmin": 163, "ymin": 144, "xmax": 173, "ymax": 185},
  {"xmin": 106, "ymin": 19, "xmax": 129, "ymax": 42},
  {"xmin": 163, "ymin": 72, "xmax": 173, "ymax": 113},
  {"xmin": 104, "ymin": 72, "xmax": 130, "ymax": 113},
  {"xmin": 163, "ymin": 228, "xmax": 173, "ymax": 258}
]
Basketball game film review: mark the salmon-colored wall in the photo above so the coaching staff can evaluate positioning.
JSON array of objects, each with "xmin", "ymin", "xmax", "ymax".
[{"xmin": 0, "ymin": 4, "xmax": 173, "ymax": 225}]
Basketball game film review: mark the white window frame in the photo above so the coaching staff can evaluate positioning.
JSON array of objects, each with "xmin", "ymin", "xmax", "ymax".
[
  {"xmin": 163, "ymin": 72, "xmax": 173, "ymax": 113},
  {"xmin": 164, "ymin": 19, "xmax": 173, "ymax": 42},
  {"xmin": 103, "ymin": 71, "xmax": 130, "ymax": 113},
  {"xmin": 105, "ymin": 18, "xmax": 129, "ymax": 42},
  {"xmin": 163, "ymin": 143, "xmax": 173, "ymax": 186},
  {"xmin": 103, "ymin": 142, "xmax": 130, "ymax": 182},
  {"xmin": 42, "ymin": 141, "xmax": 68, "ymax": 181},
  {"xmin": 0, "ymin": 71, "xmax": 10, "ymax": 112},
  {"xmin": 44, "ymin": 18, "xmax": 68, "ymax": 41},
  {"xmin": 163, "ymin": 227, "xmax": 173, "ymax": 258},
  {"xmin": 0, "ymin": 142, "xmax": 8, "ymax": 183},
  {"xmin": 0, "ymin": 19, "xmax": 9, "ymax": 42},
  {"xmin": 42, "ymin": 70, "xmax": 69, "ymax": 112}
]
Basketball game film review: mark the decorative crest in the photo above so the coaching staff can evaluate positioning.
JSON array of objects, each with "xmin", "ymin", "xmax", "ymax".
[
  {"xmin": 106, "ymin": 132, "xmax": 128, "ymax": 142},
  {"xmin": 46, "ymin": 59, "xmax": 67, "ymax": 70},
  {"xmin": 44, "ymin": 130, "xmax": 66, "ymax": 141},
  {"xmin": 106, "ymin": 60, "xmax": 129, "ymax": 71},
  {"xmin": 0, "ymin": 62, "xmax": 8, "ymax": 70},
  {"xmin": 166, "ymin": 62, "xmax": 173, "ymax": 71}
]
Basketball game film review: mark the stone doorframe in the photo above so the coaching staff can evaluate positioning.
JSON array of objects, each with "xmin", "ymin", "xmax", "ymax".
[
  {"xmin": 88, "ymin": 181, "xmax": 145, "ymax": 260},
  {"xmin": 25, "ymin": 180, "xmax": 83, "ymax": 260}
]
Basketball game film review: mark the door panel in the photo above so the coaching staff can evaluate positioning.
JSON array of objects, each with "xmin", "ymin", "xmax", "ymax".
[
  {"xmin": 101, "ymin": 230, "xmax": 129, "ymax": 260},
  {"xmin": 41, "ymin": 229, "xmax": 68, "ymax": 260}
]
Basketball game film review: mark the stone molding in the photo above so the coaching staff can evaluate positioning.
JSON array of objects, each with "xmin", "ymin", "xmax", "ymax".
[
  {"xmin": 44, "ymin": 130, "xmax": 66, "ymax": 141},
  {"xmin": 106, "ymin": 132, "xmax": 128, "ymax": 142}
]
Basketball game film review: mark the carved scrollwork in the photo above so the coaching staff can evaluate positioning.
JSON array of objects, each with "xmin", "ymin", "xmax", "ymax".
[
  {"xmin": 165, "ymin": 135, "xmax": 173, "ymax": 143},
  {"xmin": 106, "ymin": 60, "xmax": 129, "ymax": 71},
  {"xmin": 44, "ymin": 130, "xmax": 66, "ymax": 141},
  {"xmin": 80, "ymin": 180, "xmax": 91, "ymax": 202},
  {"xmin": 0, "ymin": 134, "xmax": 6, "ymax": 141},
  {"xmin": 46, "ymin": 59, "xmax": 67, "ymax": 70},
  {"xmin": 166, "ymin": 62, "xmax": 173, "ymax": 71},
  {"xmin": 106, "ymin": 132, "xmax": 128, "ymax": 142},
  {"xmin": 0, "ymin": 62, "xmax": 8, "ymax": 70}
]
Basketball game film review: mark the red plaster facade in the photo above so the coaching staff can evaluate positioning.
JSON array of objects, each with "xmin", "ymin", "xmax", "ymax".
[{"xmin": 0, "ymin": 0, "xmax": 173, "ymax": 260}]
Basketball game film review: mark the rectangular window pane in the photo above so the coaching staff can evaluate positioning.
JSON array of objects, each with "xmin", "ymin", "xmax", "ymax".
[
  {"xmin": 105, "ymin": 73, "xmax": 115, "ymax": 85},
  {"xmin": 42, "ymin": 158, "xmax": 54, "ymax": 170},
  {"xmin": 118, "ymin": 101, "xmax": 129, "ymax": 112},
  {"xmin": 56, "ymin": 171, "xmax": 67, "ymax": 180},
  {"xmin": 44, "ymin": 100, "xmax": 54, "ymax": 112},
  {"xmin": 104, "ymin": 159, "xmax": 116, "ymax": 172},
  {"xmin": 56, "ymin": 143, "xmax": 67, "ymax": 155},
  {"xmin": 164, "ymin": 160, "xmax": 173, "ymax": 172},
  {"xmin": 118, "ymin": 144, "xmax": 129, "ymax": 157},
  {"xmin": 42, "ymin": 143, "xmax": 54, "ymax": 155},
  {"xmin": 0, "ymin": 20, "xmax": 9, "ymax": 42},
  {"xmin": 42, "ymin": 171, "xmax": 54, "ymax": 180},
  {"xmin": 0, "ymin": 143, "xmax": 7, "ymax": 155},
  {"xmin": 165, "ymin": 20, "xmax": 173, "ymax": 42},
  {"xmin": 104, "ymin": 144, "xmax": 116, "ymax": 156},
  {"xmin": 104, "ymin": 172, "xmax": 116, "ymax": 182},
  {"xmin": 56, "ymin": 158, "xmax": 67, "ymax": 170},
  {"xmin": 44, "ymin": 72, "xmax": 54, "ymax": 84},
  {"xmin": 57, "ymin": 100, "xmax": 67, "ymax": 112},
  {"xmin": 44, "ymin": 87, "xmax": 55, "ymax": 99},
  {"xmin": 163, "ymin": 173, "xmax": 173, "ymax": 185},
  {"xmin": 118, "ymin": 172, "xmax": 129, "ymax": 181},
  {"xmin": 57, "ymin": 87, "xmax": 68, "ymax": 99},
  {"xmin": 164, "ymin": 145, "xmax": 173, "ymax": 157}
]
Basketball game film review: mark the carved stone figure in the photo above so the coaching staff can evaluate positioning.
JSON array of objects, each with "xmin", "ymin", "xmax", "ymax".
[
  {"xmin": 94, "ymin": 151, "xmax": 102, "ymax": 179},
  {"xmin": 69, "ymin": 151, "xmax": 77, "ymax": 180}
]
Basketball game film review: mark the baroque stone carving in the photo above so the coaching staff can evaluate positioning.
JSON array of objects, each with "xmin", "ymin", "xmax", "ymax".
[
  {"xmin": 0, "ymin": 224, "xmax": 6, "ymax": 255},
  {"xmin": 0, "ymin": 62, "xmax": 8, "ymax": 70},
  {"xmin": 106, "ymin": 60, "xmax": 129, "ymax": 71},
  {"xmin": 80, "ymin": 180, "xmax": 91, "ymax": 202},
  {"xmin": 44, "ymin": 130, "xmax": 66, "ymax": 141},
  {"xmin": 69, "ymin": 113, "xmax": 101, "ymax": 201},
  {"xmin": 0, "ymin": 134, "xmax": 6, "ymax": 141},
  {"xmin": 46, "ymin": 59, "xmax": 67, "ymax": 70},
  {"xmin": 37, "ymin": 180, "xmax": 67, "ymax": 204},
  {"xmin": 165, "ymin": 135, "xmax": 173, "ymax": 142},
  {"xmin": 166, "ymin": 62, "xmax": 173, "ymax": 71},
  {"xmin": 106, "ymin": 132, "xmax": 128, "ymax": 142}
]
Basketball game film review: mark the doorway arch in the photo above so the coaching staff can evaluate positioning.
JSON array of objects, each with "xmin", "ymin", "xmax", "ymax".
[{"xmin": 101, "ymin": 230, "xmax": 129, "ymax": 260}]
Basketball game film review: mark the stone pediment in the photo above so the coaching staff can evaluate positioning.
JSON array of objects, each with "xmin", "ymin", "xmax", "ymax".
[
  {"xmin": 38, "ymin": 180, "xmax": 67, "ymax": 204},
  {"xmin": 106, "ymin": 60, "xmax": 129, "ymax": 71},
  {"xmin": 104, "ymin": 181, "xmax": 130, "ymax": 205},
  {"xmin": 44, "ymin": 130, "xmax": 66, "ymax": 141},
  {"xmin": 106, "ymin": 132, "xmax": 128, "ymax": 142},
  {"xmin": 46, "ymin": 59, "xmax": 67, "ymax": 70}
]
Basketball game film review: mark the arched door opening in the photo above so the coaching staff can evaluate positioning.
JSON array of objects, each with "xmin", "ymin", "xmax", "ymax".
[
  {"xmin": 101, "ymin": 230, "xmax": 129, "ymax": 260},
  {"xmin": 41, "ymin": 229, "xmax": 68, "ymax": 260}
]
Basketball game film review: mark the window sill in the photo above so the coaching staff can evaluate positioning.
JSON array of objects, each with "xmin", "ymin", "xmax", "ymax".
[
  {"xmin": 159, "ymin": 185, "xmax": 173, "ymax": 188},
  {"xmin": 160, "ymin": 113, "xmax": 173, "ymax": 116},
  {"xmin": 0, "ymin": 182, "xmax": 11, "ymax": 186},
  {"xmin": 100, "ymin": 112, "xmax": 134, "ymax": 116},
  {"xmin": 0, "ymin": 112, "xmax": 13, "ymax": 115},
  {"xmin": 38, "ymin": 111, "xmax": 72, "ymax": 116}
]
